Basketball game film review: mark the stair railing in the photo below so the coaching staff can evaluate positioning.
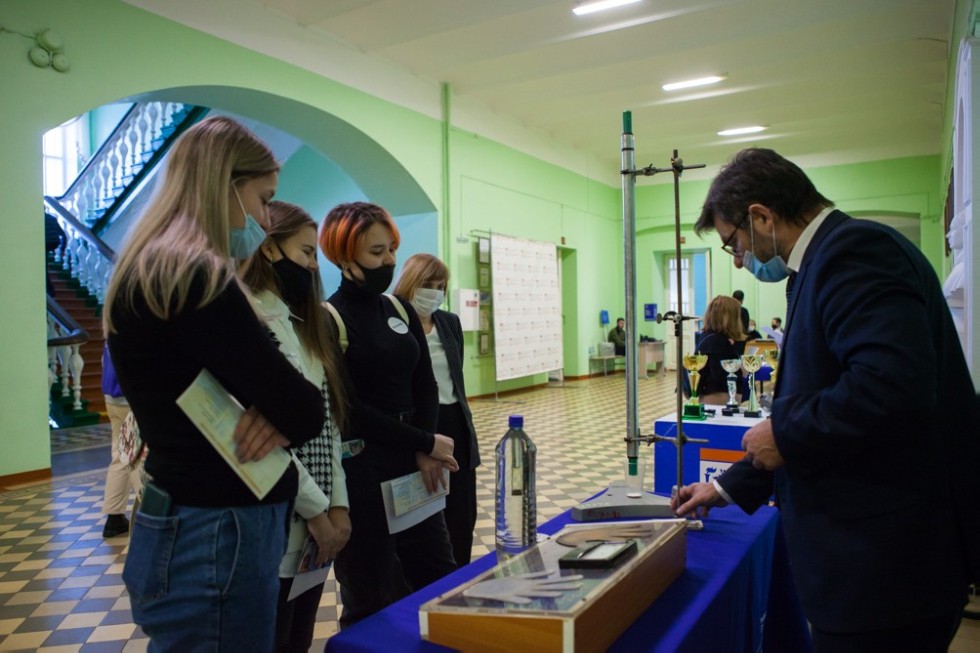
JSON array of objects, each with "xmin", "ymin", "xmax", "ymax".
[
  {"xmin": 54, "ymin": 101, "xmax": 205, "ymax": 234},
  {"xmin": 44, "ymin": 198, "xmax": 115, "ymax": 304},
  {"xmin": 46, "ymin": 295, "xmax": 90, "ymax": 412}
]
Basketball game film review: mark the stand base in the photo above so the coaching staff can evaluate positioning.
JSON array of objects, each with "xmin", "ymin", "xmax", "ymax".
[
  {"xmin": 682, "ymin": 404, "xmax": 706, "ymax": 420},
  {"xmin": 571, "ymin": 484, "xmax": 674, "ymax": 521},
  {"xmin": 743, "ymin": 409, "xmax": 762, "ymax": 418}
]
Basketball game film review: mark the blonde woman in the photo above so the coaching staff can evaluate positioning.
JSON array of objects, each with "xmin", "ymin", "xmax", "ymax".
[
  {"xmin": 393, "ymin": 253, "xmax": 480, "ymax": 567},
  {"xmin": 239, "ymin": 201, "xmax": 350, "ymax": 652},
  {"xmin": 104, "ymin": 117, "xmax": 324, "ymax": 650},
  {"xmin": 693, "ymin": 295, "xmax": 749, "ymax": 405}
]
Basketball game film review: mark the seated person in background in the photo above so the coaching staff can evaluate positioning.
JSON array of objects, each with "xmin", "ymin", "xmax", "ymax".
[
  {"xmin": 746, "ymin": 319, "xmax": 763, "ymax": 341},
  {"xmin": 771, "ymin": 316, "xmax": 783, "ymax": 334},
  {"xmin": 608, "ymin": 317, "xmax": 626, "ymax": 355},
  {"xmin": 693, "ymin": 296, "xmax": 749, "ymax": 405}
]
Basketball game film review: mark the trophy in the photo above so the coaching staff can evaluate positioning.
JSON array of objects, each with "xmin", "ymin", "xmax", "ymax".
[
  {"xmin": 720, "ymin": 358, "xmax": 742, "ymax": 414},
  {"xmin": 740, "ymin": 354, "xmax": 763, "ymax": 417},
  {"xmin": 764, "ymin": 348, "xmax": 779, "ymax": 388},
  {"xmin": 681, "ymin": 354, "xmax": 709, "ymax": 420}
]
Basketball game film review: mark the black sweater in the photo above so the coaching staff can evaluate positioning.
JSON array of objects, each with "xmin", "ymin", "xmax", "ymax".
[
  {"xmin": 695, "ymin": 331, "xmax": 748, "ymax": 399},
  {"xmin": 107, "ymin": 272, "xmax": 323, "ymax": 506},
  {"xmin": 328, "ymin": 277, "xmax": 437, "ymax": 479}
]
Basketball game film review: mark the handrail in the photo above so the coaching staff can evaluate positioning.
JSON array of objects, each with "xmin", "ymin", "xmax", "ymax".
[
  {"xmin": 43, "ymin": 197, "xmax": 116, "ymax": 262},
  {"xmin": 90, "ymin": 104, "xmax": 208, "ymax": 234},
  {"xmin": 57, "ymin": 103, "xmax": 138, "ymax": 202},
  {"xmin": 46, "ymin": 295, "xmax": 90, "ymax": 347}
]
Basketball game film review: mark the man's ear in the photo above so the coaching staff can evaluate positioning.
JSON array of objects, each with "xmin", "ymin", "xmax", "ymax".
[{"xmin": 747, "ymin": 204, "xmax": 778, "ymax": 230}]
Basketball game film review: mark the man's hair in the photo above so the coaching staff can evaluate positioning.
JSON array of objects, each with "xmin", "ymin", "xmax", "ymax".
[
  {"xmin": 617, "ymin": 317, "xmax": 625, "ymax": 323},
  {"xmin": 732, "ymin": 290, "xmax": 744, "ymax": 302},
  {"xmin": 695, "ymin": 148, "xmax": 833, "ymax": 234},
  {"xmin": 772, "ymin": 317, "xmax": 782, "ymax": 326}
]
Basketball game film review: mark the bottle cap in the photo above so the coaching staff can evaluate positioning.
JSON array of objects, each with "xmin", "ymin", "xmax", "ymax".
[{"xmin": 508, "ymin": 415, "xmax": 523, "ymax": 428}]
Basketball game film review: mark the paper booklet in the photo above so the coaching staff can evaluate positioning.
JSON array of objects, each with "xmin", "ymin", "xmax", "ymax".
[
  {"xmin": 176, "ymin": 368, "xmax": 291, "ymax": 500},
  {"xmin": 288, "ymin": 535, "xmax": 332, "ymax": 601},
  {"xmin": 380, "ymin": 469, "xmax": 450, "ymax": 534}
]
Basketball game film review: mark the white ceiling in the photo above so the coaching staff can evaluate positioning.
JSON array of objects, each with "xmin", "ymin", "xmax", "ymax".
[{"xmin": 126, "ymin": 0, "xmax": 955, "ymax": 183}]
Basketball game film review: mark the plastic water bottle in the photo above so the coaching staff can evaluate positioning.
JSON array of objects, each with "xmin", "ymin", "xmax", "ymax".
[{"xmin": 495, "ymin": 415, "xmax": 537, "ymax": 558}]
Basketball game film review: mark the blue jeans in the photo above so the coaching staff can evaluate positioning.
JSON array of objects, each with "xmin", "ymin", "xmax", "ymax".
[{"xmin": 123, "ymin": 501, "xmax": 288, "ymax": 652}]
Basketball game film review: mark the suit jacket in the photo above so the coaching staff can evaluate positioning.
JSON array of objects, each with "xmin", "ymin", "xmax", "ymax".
[
  {"xmin": 432, "ymin": 310, "xmax": 481, "ymax": 470},
  {"xmin": 718, "ymin": 210, "xmax": 978, "ymax": 632}
]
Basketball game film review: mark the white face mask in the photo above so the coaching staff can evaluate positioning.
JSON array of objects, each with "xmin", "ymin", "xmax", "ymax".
[{"xmin": 412, "ymin": 288, "xmax": 445, "ymax": 317}]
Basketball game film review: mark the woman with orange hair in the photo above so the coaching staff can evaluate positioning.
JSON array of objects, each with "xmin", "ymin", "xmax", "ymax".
[{"xmin": 319, "ymin": 202, "xmax": 458, "ymax": 625}]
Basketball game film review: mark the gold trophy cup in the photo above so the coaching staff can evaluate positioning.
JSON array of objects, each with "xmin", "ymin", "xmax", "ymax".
[
  {"xmin": 740, "ymin": 354, "xmax": 764, "ymax": 417},
  {"xmin": 682, "ymin": 354, "xmax": 709, "ymax": 419},
  {"xmin": 720, "ymin": 358, "xmax": 743, "ymax": 413},
  {"xmin": 764, "ymin": 348, "xmax": 779, "ymax": 388}
]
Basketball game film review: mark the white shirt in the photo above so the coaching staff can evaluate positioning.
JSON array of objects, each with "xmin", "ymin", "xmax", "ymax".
[{"xmin": 426, "ymin": 324, "xmax": 458, "ymax": 406}]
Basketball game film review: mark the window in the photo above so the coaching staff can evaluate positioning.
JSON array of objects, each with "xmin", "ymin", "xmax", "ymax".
[{"xmin": 43, "ymin": 116, "xmax": 88, "ymax": 197}]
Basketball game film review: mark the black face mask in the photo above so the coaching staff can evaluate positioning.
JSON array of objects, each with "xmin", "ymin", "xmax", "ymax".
[
  {"xmin": 353, "ymin": 261, "xmax": 395, "ymax": 295},
  {"xmin": 271, "ymin": 242, "xmax": 314, "ymax": 308}
]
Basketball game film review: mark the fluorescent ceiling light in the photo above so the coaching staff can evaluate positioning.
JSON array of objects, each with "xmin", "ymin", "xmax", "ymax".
[
  {"xmin": 662, "ymin": 75, "xmax": 726, "ymax": 92},
  {"xmin": 573, "ymin": 0, "xmax": 643, "ymax": 16},
  {"xmin": 718, "ymin": 126, "xmax": 766, "ymax": 136}
]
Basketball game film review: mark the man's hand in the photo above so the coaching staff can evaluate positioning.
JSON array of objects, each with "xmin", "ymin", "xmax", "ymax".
[
  {"xmin": 742, "ymin": 419, "xmax": 784, "ymax": 471},
  {"xmin": 233, "ymin": 407, "xmax": 289, "ymax": 463},
  {"xmin": 671, "ymin": 482, "xmax": 728, "ymax": 519}
]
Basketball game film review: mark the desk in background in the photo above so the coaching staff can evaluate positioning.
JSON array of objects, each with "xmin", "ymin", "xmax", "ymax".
[
  {"xmin": 639, "ymin": 340, "xmax": 666, "ymax": 378},
  {"xmin": 653, "ymin": 411, "xmax": 765, "ymax": 494},
  {"xmin": 324, "ymin": 504, "xmax": 810, "ymax": 653}
]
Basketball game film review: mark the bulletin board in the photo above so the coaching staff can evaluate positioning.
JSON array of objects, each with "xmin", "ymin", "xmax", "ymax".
[{"xmin": 490, "ymin": 234, "xmax": 563, "ymax": 381}]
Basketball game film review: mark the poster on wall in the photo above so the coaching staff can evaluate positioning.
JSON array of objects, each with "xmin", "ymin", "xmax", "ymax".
[{"xmin": 490, "ymin": 234, "xmax": 563, "ymax": 382}]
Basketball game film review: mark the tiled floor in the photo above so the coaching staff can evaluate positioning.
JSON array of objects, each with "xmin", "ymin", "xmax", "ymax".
[{"xmin": 2, "ymin": 374, "xmax": 978, "ymax": 651}]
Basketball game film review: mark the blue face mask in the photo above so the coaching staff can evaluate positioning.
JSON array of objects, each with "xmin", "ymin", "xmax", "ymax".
[
  {"xmin": 229, "ymin": 187, "xmax": 267, "ymax": 259},
  {"xmin": 742, "ymin": 218, "xmax": 789, "ymax": 283}
]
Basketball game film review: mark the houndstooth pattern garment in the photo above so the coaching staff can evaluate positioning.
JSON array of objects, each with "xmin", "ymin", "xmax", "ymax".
[
  {"xmin": 293, "ymin": 378, "xmax": 334, "ymax": 500},
  {"xmin": 265, "ymin": 327, "xmax": 333, "ymax": 500}
]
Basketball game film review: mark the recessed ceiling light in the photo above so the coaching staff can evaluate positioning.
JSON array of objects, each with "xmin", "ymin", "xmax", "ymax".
[
  {"xmin": 573, "ymin": 0, "xmax": 643, "ymax": 16},
  {"xmin": 718, "ymin": 126, "xmax": 766, "ymax": 136},
  {"xmin": 662, "ymin": 75, "xmax": 726, "ymax": 92}
]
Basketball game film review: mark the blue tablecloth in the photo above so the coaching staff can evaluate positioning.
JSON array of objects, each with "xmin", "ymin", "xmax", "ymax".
[{"xmin": 324, "ymin": 504, "xmax": 811, "ymax": 652}]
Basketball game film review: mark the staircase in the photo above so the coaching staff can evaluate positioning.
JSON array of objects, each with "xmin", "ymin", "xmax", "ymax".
[
  {"xmin": 48, "ymin": 259, "xmax": 104, "ymax": 427},
  {"xmin": 43, "ymin": 101, "xmax": 207, "ymax": 428}
]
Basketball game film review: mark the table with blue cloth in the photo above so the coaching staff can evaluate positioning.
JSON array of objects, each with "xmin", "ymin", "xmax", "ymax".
[{"xmin": 324, "ymin": 502, "xmax": 811, "ymax": 652}]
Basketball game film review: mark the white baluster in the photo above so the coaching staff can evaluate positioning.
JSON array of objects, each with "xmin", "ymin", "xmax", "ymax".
[
  {"xmin": 58, "ymin": 344, "xmax": 71, "ymax": 397},
  {"xmin": 68, "ymin": 344, "xmax": 84, "ymax": 411},
  {"xmin": 124, "ymin": 117, "xmax": 139, "ymax": 177},
  {"xmin": 147, "ymin": 103, "xmax": 162, "ymax": 145}
]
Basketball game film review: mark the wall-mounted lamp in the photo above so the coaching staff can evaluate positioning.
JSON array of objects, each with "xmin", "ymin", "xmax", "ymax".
[{"xmin": 0, "ymin": 24, "xmax": 70, "ymax": 72}]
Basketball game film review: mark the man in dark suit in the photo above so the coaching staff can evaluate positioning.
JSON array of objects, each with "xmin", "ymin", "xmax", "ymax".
[
  {"xmin": 732, "ymin": 289, "xmax": 750, "ymax": 332},
  {"xmin": 672, "ymin": 148, "xmax": 978, "ymax": 651}
]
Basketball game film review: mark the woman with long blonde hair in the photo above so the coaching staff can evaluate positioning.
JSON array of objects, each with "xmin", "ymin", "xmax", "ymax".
[{"xmin": 104, "ymin": 116, "xmax": 324, "ymax": 650}]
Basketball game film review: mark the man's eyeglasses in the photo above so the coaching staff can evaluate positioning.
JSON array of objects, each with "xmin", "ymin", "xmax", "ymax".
[{"xmin": 720, "ymin": 215, "xmax": 748, "ymax": 257}]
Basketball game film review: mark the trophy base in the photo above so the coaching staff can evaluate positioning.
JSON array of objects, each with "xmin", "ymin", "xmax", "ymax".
[
  {"xmin": 721, "ymin": 407, "xmax": 740, "ymax": 416},
  {"xmin": 743, "ymin": 409, "xmax": 762, "ymax": 418},
  {"xmin": 682, "ymin": 404, "xmax": 706, "ymax": 420}
]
